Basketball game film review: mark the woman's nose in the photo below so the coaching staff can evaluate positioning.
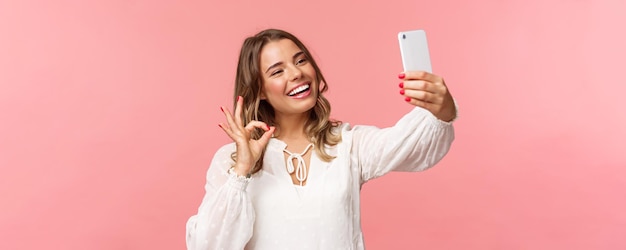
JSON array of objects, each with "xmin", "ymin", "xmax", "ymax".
[{"xmin": 289, "ymin": 66, "xmax": 302, "ymax": 81}]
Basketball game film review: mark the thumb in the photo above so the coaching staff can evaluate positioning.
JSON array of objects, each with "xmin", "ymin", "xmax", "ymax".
[{"xmin": 257, "ymin": 126, "xmax": 275, "ymax": 147}]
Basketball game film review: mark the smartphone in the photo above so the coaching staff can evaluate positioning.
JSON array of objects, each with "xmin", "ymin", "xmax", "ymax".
[{"xmin": 398, "ymin": 30, "xmax": 432, "ymax": 73}]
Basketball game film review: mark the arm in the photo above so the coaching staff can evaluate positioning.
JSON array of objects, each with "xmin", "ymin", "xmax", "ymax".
[
  {"xmin": 354, "ymin": 71, "xmax": 457, "ymax": 182},
  {"xmin": 186, "ymin": 144, "xmax": 255, "ymax": 250},
  {"xmin": 353, "ymin": 107, "xmax": 455, "ymax": 182},
  {"xmin": 186, "ymin": 96, "xmax": 274, "ymax": 249}
]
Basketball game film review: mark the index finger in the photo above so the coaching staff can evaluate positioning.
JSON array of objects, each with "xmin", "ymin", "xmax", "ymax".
[
  {"xmin": 234, "ymin": 96, "xmax": 244, "ymax": 126},
  {"xmin": 400, "ymin": 71, "xmax": 443, "ymax": 84}
]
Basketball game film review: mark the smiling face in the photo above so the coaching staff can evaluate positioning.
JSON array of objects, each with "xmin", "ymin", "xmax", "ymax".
[{"xmin": 259, "ymin": 39, "xmax": 319, "ymax": 119}]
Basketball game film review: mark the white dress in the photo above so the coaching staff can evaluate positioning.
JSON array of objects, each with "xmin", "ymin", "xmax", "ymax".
[{"xmin": 186, "ymin": 107, "xmax": 455, "ymax": 250}]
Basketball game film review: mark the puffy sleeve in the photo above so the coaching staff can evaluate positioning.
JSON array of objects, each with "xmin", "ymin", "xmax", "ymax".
[
  {"xmin": 186, "ymin": 143, "xmax": 255, "ymax": 250},
  {"xmin": 351, "ymin": 106, "xmax": 456, "ymax": 183}
]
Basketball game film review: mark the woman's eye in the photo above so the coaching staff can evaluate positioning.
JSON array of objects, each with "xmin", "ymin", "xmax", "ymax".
[
  {"xmin": 270, "ymin": 70, "xmax": 283, "ymax": 76},
  {"xmin": 296, "ymin": 58, "xmax": 307, "ymax": 65}
]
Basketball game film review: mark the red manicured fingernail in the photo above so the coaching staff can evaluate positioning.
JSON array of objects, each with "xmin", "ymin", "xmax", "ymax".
[
  {"xmin": 220, "ymin": 106, "xmax": 224, "ymax": 112},
  {"xmin": 398, "ymin": 73, "xmax": 405, "ymax": 79},
  {"xmin": 398, "ymin": 82, "xmax": 404, "ymax": 88},
  {"xmin": 405, "ymin": 97, "xmax": 411, "ymax": 102},
  {"xmin": 238, "ymin": 96, "xmax": 242, "ymax": 101},
  {"xmin": 266, "ymin": 125, "xmax": 270, "ymax": 130},
  {"xmin": 399, "ymin": 89, "xmax": 405, "ymax": 95},
  {"xmin": 218, "ymin": 124, "xmax": 222, "ymax": 128}
]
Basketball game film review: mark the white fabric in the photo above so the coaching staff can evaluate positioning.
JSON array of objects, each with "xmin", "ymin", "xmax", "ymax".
[{"xmin": 186, "ymin": 107, "xmax": 455, "ymax": 250}]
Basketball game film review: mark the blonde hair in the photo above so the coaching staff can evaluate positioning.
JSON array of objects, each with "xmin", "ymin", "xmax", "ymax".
[{"xmin": 232, "ymin": 29, "xmax": 341, "ymax": 174}]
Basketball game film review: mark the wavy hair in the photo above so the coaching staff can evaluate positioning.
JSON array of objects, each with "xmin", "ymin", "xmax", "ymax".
[{"xmin": 232, "ymin": 28, "xmax": 342, "ymax": 174}]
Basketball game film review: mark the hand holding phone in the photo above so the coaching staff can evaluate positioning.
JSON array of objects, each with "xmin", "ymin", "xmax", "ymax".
[{"xmin": 397, "ymin": 30, "xmax": 456, "ymax": 121}]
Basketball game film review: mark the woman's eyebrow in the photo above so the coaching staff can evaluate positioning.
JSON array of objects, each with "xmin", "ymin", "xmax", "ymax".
[
  {"xmin": 264, "ymin": 51, "xmax": 305, "ymax": 74},
  {"xmin": 265, "ymin": 62, "xmax": 283, "ymax": 74},
  {"xmin": 293, "ymin": 51, "xmax": 305, "ymax": 59}
]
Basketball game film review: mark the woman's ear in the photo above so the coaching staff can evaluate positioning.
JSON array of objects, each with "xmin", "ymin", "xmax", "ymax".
[{"xmin": 259, "ymin": 85, "xmax": 267, "ymax": 100}]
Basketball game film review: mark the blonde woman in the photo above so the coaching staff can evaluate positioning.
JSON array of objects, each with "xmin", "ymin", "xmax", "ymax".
[{"xmin": 186, "ymin": 29, "xmax": 457, "ymax": 250}]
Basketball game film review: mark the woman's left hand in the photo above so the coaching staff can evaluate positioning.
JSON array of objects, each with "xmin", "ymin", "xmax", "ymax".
[{"xmin": 399, "ymin": 71, "xmax": 456, "ymax": 122}]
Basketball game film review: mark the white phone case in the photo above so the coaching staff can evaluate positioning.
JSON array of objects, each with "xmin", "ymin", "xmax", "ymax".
[{"xmin": 398, "ymin": 30, "xmax": 432, "ymax": 73}]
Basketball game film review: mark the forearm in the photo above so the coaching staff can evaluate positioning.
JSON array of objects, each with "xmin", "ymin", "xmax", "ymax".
[
  {"xmin": 186, "ymin": 144, "xmax": 255, "ymax": 250},
  {"xmin": 355, "ymin": 106, "xmax": 455, "ymax": 182},
  {"xmin": 186, "ymin": 172, "xmax": 254, "ymax": 250}
]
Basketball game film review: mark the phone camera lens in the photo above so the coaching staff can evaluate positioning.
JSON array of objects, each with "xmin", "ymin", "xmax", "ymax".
[{"xmin": 402, "ymin": 34, "xmax": 406, "ymax": 39}]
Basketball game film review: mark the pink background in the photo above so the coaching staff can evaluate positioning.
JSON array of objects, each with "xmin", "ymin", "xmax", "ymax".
[{"xmin": 1, "ymin": 0, "xmax": 625, "ymax": 249}]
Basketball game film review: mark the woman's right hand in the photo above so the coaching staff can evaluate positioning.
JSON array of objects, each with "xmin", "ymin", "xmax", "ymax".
[{"xmin": 218, "ymin": 96, "xmax": 275, "ymax": 176}]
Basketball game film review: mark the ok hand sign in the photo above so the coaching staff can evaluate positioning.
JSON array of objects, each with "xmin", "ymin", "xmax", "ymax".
[{"xmin": 218, "ymin": 96, "xmax": 275, "ymax": 176}]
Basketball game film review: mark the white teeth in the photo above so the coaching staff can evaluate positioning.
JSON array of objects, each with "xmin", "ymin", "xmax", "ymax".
[{"xmin": 288, "ymin": 85, "xmax": 310, "ymax": 96}]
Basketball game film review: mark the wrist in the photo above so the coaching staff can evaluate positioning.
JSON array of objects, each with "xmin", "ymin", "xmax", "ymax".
[{"xmin": 231, "ymin": 165, "xmax": 252, "ymax": 178}]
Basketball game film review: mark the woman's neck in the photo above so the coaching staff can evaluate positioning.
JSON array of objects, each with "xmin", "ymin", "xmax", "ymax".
[{"xmin": 273, "ymin": 112, "xmax": 310, "ymax": 141}]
